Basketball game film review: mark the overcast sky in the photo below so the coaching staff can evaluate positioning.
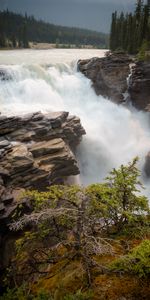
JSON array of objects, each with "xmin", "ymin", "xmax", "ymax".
[{"xmin": 0, "ymin": 0, "xmax": 136, "ymax": 33}]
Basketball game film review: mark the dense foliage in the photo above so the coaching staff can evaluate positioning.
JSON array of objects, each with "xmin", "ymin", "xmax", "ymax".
[
  {"xmin": 0, "ymin": 10, "xmax": 108, "ymax": 49},
  {"xmin": 110, "ymin": 0, "xmax": 150, "ymax": 54},
  {"xmin": 1, "ymin": 159, "xmax": 150, "ymax": 299},
  {"xmin": 0, "ymin": 288, "xmax": 92, "ymax": 300},
  {"xmin": 110, "ymin": 239, "xmax": 150, "ymax": 277}
]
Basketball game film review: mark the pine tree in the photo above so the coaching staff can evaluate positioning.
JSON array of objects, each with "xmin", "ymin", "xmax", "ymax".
[
  {"xmin": 135, "ymin": 0, "xmax": 144, "ymax": 22},
  {"xmin": 109, "ymin": 0, "xmax": 150, "ymax": 54},
  {"xmin": 119, "ymin": 12, "xmax": 125, "ymax": 49},
  {"xmin": 142, "ymin": 3, "xmax": 150, "ymax": 40},
  {"xmin": 110, "ymin": 11, "xmax": 117, "ymax": 51},
  {"xmin": 0, "ymin": 33, "xmax": 6, "ymax": 47},
  {"xmin": 11, "ymin": 35, "xmax": 17, "ymax": 48},
  {"xmin": 22, "ymin": 23, "xmax": 29, "ymax": 48}
]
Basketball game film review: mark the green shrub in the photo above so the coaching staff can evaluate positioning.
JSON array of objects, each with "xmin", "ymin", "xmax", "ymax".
[
  {"xmin": 0, "ymin": 288, "xmax": 92, "ymax": 300},
  {"xmin": 86, "ymin": 157, "xmax": 149, "ymax": 234},
  {"xmin": 110, "ymin": 239, "xmax": 150, "ymax": 277},
  {"xmin": 137, "ymin": 40, "xmax": 150, "ymax": 61},
  {"xmin": 0, "ymin": 286, "xmax": 28, "ymax": 300},
  {"xmin": 63, "ymin": 290, "xmax": 92, "ymax": 300},
  {"xmin": 0, "ymin": 287, "xmax": 53, "ymax": 300}
]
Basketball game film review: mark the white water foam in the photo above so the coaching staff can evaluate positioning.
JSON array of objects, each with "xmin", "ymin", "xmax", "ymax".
[{"xmin": 0, "ymin": 54, "xmax": 150, "ymax": 197}]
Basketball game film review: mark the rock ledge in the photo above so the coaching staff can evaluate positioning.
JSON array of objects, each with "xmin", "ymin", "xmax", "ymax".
[{"xmin": 0, "ymin": 111, "xmax": 85, "ymax": 220}]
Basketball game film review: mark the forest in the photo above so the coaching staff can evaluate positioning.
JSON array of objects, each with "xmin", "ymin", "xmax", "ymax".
[
  {"xmin": 110, "ymin": 0, "xmax": 150, "ymax": 54},
  {"xmin": 0, "ymin": 10, "xmax": 108, "ymax": 49}
]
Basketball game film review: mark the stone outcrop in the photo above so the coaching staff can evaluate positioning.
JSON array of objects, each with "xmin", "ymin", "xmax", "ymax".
[
  {"xmin": 78, "ymin": 52, "xmax": 150, "ymax": 111},
  {"xmin": 78, "ymin": 51, "xmax": 132, "ymax": 103},
  {"xmin": 0, "ymin": 111, "xmax": 85, "ymax": 221},
  {"xmin": 144, "ymin": 151, "xmax": 150, "ymax": 177},
  {"xmin": 129, "ymin": 61, "xmax": 150, "ymax": 110}
]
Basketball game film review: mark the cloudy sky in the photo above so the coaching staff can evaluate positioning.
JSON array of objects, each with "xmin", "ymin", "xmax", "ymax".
[{"xmin": 0, "ymin": 0, "xmax": 136, "ymax": 32}]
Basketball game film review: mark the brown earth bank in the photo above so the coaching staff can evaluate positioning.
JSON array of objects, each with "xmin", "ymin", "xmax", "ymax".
[{"xmin": 78, "ymin": 52, "xmax": 150, "ymax": 110}]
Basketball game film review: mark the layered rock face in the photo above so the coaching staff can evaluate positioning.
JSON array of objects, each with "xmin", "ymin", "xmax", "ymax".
[
  {"xmin": 0, "ymin": 111, "xmax": 85, "ymax": 221},
  {"xmin": 129, "ymin": 61, "xmax": 150, "ymax": 110},
  {"xmin": 78, "ymin": 52, "xmax": 132, "ymax": 103},
  {"xmin": 78, "ymin": 52, "xmax": 150, "ymax": 111}
]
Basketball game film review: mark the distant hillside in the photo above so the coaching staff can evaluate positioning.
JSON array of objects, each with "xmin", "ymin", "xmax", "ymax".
[{"xmin": 0, "ymin": 10, "xmax": 109, "ymax": 49}]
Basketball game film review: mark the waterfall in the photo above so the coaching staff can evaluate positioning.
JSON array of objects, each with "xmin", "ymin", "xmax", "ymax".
[{"xmin": 0, "ymin": 50, "xmax": 150, "ymax": 197}]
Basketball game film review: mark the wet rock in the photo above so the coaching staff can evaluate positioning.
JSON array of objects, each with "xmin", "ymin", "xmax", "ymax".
[
  {"xmin": 129, "ymin": 61, "xmax": 150, "ymax": 110},
  {"xmin": 78, "ymin": 51, "xmax": 132, "ymax": 103},
  {"xmin": 0, "ymin": 140, "xmax": 11, "ymax": 149},
  {"xmin": 144, "ymin": 151, "xmax": 150, "ymax": 177},
  {"xmin": 0, "ymin": 203, "xmax": 5, "ymax": 214},
  {"xmin": 0, "ymin": 68, "xmax": 12, "ymax": 81}
]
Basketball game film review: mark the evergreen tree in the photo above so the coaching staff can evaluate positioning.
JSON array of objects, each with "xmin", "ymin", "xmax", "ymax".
[
  {"xmin": 135, "ymin": 0, "xmax": 144, "ymax": 21},
  {"xmin": 110, "ymin": 11, "xmax": 117, "ymax": 51},
  {"xmin": 0, "ymin": 33, "xmax": 6, "ymax": 47},
  {"xmin": 118, "ymin": 12, "xmax": 125, "ymax": 49},
  {"xmin": 11, "ymin": 34, "xmax": 17, "ymax": 48},
  {"xmin": 110, "ymin": 0, "xmax": 150, "ymax": 55},
  {"xmin": 22, "ymin": 23, "xmax": 29, "ymax": 48},
  {"xmin": 0, "ymin": 10, "xmax": 108, "ymax": 49}
]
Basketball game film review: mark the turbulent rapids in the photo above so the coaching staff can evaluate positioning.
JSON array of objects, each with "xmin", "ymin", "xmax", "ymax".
[{"xmin": 0, "ymin": 49, "xmax": 150, "ymax": 195}]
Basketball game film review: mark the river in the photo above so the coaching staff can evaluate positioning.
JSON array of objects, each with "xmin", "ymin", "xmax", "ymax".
[{"xmin": 0, "ymin": 49, "xmax": 150, "ymax": 196}]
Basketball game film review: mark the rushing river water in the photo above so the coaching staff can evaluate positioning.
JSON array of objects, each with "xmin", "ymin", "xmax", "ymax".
[{"xmin": 0, "ymin": 49, "xmax": 150, "ymax": 196}]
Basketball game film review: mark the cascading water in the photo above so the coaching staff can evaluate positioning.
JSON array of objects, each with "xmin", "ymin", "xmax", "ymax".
[{"xmin": 0, "ymin": 49, "xmax": 150, "ymax": 197}]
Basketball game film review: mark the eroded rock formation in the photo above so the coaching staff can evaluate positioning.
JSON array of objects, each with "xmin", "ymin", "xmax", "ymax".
[
  {"xmin": 78, "ymin": 52, "xmax": 150, "ymax": 111},
  {"xmin": 0, "ymin": 111, "xmax": 85, "ymax": 221},
  {"xmin": 78, "ymin": 51, "xmax": 132, "ymax": 103},
  {"xmin": 129, "ymin": 61, "xmax": 150, "ymax": 110}
]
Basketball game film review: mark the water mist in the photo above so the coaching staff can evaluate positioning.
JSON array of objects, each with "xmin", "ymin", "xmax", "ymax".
[{"xmin": 0, "ymin": 54, "xmax": 150, "ymax": 197}]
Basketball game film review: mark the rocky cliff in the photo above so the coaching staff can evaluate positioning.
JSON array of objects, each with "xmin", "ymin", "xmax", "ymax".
[
  {"xmin": 0, "ymin": 111, "xmax": 85, "ymax": 222},
  {"xmin": 129, "ymin": 61, "xmax": 150, "ymax": 110},
  {"xmin": 78, "ymin": 52, "xmax": 132, "ymax": 103},
  {"xmin": 78, "ymin": 52, "xmax": 150, "ymax": 111}
]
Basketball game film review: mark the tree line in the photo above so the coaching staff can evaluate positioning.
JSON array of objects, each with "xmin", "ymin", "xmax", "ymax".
[
  {"xmin": 0, "ymin": 10, "xmax": 108, "ymax": 49},
  {"xmin": 110, "ymin": 0, "xmax": 150, "ymax": 54}
]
